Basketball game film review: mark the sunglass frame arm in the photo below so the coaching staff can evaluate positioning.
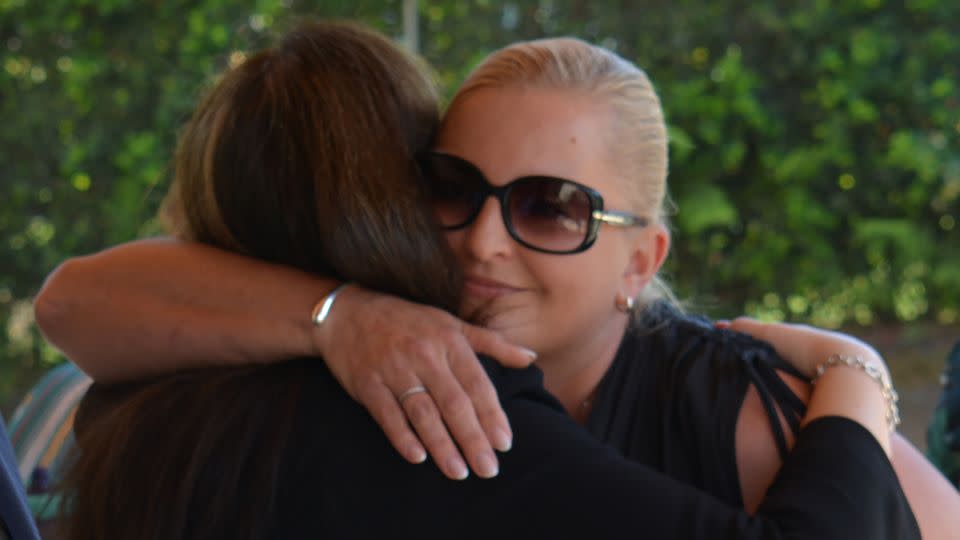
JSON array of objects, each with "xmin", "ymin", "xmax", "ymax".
[{"xmin": 592, "ymin": 210, "xmax": 649, "ymax": 229}]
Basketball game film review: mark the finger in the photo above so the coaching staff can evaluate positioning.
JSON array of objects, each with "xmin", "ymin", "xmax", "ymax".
[
  {"xmin": 728, "ymin": 317, "xmax": 820, "ymax": 355},
  {"xmin": 447, "ymin": 337, "xmax": 513, "ymax": 453},
  {"xmin": 726, "ymin": 318, "xmax": 813, "ymax": 367},
  {"xmin": 416, "ymin": 355, "xmax": 500, "ymax": 479},
  {"xmin": 462, "ymin": 323, "xmax": 537, "ymax": 368},
  {"xmin": 727, "ymin": 318, "xmax": 884, "ymax": 381},
  {"xmin": 400, "ymin": 390, "xmax": 470, "ymax": 480},
  {"xmin": 727, "ymin": 319, "xmax": 819, "ymax": 380},
  {"xmin": 355, "ymin": 379, "xmax": 428, "ymax": 464},
  {"xmin": 726, "ymin": 316, "xmax": 764, "ymax": 335},
  {"xmin": 727, "ymin": 317, "xmax": 792, "ymax": 345},
  {"xmin": 379, "ymin": 343, "xmax": 472, "ymax": 480}
]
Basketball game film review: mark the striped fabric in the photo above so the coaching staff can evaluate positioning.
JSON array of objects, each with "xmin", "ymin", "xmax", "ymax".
[
  {"xmin": 8, "ymin": 363, "xmax": 91, "ymax": 488},
  {"xmin": 0, "ymin": 415, "xmax": 40, "ymax": 540}
]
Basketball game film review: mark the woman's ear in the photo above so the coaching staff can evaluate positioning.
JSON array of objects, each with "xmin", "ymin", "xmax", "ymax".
[{"xmin": 621, "ymin": 223, "xmax": 670, "ymax": 298}]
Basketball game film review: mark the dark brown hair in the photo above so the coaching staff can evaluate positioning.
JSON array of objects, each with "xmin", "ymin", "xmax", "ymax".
[{"xmin": 60, "ymin": 20, "xmax": 459, "ymax": 539}]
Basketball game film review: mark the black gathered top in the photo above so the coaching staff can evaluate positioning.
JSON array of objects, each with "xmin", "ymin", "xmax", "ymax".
[{"xmin": 587, "ymin": 305, "xmax": 808, "ymax": 506}]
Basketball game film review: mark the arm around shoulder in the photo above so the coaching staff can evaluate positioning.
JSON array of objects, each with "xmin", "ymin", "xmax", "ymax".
[{"xmin": 34, "ymin": 238, "xmax": 333, "ymax": 382}]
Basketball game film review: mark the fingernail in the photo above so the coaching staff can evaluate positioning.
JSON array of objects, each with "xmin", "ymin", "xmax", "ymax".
[
  {"xmin": 492, "ymin": 427, "xmax": 512, "ymax": 452},
  {"xmin": 448, "ymin": 457, "xmax": 469, "ymax": 480},
  {"xmin": 521, "ymin": 347, "xmax": 538, "ymax": 359},
  {"xmin": 409, "ymin": 446, "xmax": 427, "ymax": 464},
  {"xmin": 715, "ymin": 320, "xmax": 731, "ymax": 329},
  {"xmin": 476, "ymin": 452, "xmax": 499, "ymax": 479}
]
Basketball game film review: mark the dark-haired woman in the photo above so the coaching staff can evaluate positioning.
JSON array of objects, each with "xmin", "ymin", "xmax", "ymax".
[{"xmin": 47, "ymin": 20, "xmax": 921, "ymax": 540}]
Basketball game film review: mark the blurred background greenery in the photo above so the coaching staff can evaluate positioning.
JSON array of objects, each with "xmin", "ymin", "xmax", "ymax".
[{"xmin": 1, "ymin": 1, "xmax": 957, "ymax": 443}]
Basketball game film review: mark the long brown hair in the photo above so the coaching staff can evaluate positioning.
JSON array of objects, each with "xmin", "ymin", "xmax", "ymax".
[{"xmin": 60, "ymin": 20, "xmax": 459, "ymax": 539}]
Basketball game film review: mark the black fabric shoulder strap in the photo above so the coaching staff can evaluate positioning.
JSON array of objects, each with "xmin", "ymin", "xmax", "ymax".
[
  {"xmin": 587, "ymin": 304, "xmax": 809, "ymax": 504},
  {"xmin": 727, "ymin": 330, "xmax": 808, "ymax": 458},
  {"xmin": 667, "ymin": 313, "xmax": 809, "ymax": 461}
]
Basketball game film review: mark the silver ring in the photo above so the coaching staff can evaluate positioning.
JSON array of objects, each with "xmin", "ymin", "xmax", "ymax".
[{"xmin": 398, "ymin": 385, "xmax": 428, "ymax": 404}]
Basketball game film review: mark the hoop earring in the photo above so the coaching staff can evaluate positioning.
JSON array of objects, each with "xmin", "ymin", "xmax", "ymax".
[{"xmin": 615, "ymin": 292, "xmax": 635, "ymax": 313}]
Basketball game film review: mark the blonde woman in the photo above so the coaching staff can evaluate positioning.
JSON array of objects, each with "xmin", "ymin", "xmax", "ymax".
[{"xmin": 38, "ymin": 36, "xmax": 954, "ymax": 536}]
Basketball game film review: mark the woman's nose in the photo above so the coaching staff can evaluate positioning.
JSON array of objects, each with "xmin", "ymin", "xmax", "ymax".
[{"xmin": 463, "ymin": 197, "xmax": 513, "ymax": 262}]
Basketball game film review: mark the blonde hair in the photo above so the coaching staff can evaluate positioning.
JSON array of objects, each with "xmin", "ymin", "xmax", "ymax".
[{"xmin": 447, "ymin": 37, "xmax": 678, "ymax": 310}]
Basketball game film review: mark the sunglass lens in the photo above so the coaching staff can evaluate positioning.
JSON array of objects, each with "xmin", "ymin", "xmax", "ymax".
[
  {"xmin": 420, "ymin": 154, "xmax": 485, "ymax": 229},
  {"xmin": 508, "ymin": 179, "xmax": 592, "ymax": 252}
]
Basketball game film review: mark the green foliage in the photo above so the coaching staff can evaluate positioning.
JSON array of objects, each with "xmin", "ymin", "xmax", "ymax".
[{"xmin": 1, "ymin": 0, "xmax": 958, "ymax": 407}]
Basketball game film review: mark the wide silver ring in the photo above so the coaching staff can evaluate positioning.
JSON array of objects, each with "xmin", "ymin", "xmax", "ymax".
[{"xmin": 398, "ymin": 385, "xmax": 428, "ymax": 404}]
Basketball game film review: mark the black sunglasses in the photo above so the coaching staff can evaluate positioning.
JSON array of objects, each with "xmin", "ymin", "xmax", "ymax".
[{"xmin": 417, "ymin": 151, "xmax": 648, "ymax": 255}]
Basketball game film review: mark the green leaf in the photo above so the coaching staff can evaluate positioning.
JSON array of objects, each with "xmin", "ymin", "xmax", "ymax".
[{"xmin": 676, "ymin": 184, "xmax": 738, "ymax": 235}]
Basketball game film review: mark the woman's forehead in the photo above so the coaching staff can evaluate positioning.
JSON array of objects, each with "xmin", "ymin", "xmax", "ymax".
[{"xmin": 436, "ymin": 87, "xmax": 625, "ymax": 195}]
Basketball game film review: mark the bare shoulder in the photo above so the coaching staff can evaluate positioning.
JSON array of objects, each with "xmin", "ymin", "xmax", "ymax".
[{"xmin": 735, "ymin": 369, "xmax": 810, "ymax": 514}]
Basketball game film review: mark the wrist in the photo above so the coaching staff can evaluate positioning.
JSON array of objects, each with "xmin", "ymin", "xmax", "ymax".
[
  {"xmin": 311, "ymin": 282, "xmax": 351, "ymax": 325},
  {"xmin": 803, "ymin": 354, "xmax": 896, "ymax": 456},
  {"xmin": 308, "ymin": 282, "xmax": 359, "ymax": 357},
  {"xmin": 811, "ymin": 353, "xmax": 900, "ymax": 433}
]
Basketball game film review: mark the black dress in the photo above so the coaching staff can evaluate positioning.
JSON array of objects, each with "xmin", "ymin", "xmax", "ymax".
[{"xmin": 587, "ymin": 305, "xmax": 808, "ymax": 507}]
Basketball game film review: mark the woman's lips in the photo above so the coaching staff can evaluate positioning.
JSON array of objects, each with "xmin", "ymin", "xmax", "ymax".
[{"xmin": 463, "ymin": 276, "xmax": 523, "ymax": 299}]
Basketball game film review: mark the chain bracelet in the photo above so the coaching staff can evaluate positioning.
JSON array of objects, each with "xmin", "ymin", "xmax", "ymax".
[{"xmin": 811, "ymin": 353, "xmax": 901, "ymax": 433}]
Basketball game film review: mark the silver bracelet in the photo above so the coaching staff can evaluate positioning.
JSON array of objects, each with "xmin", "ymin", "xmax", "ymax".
[
  {"xmin": 811, "ymin": 353, "xmax": 901, "ymax": 432},
  {"xmin": 310, "ymin": 283, "xmax": 351, "ymax": 327}
]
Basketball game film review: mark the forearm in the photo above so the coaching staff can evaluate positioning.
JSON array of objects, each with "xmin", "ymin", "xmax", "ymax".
[
  {"xmin": 802, "ymin": 355, "xmax": 892, "ymax": 455},
  {"xmin": 891, "ymin": 433, "xmax": 960, "ymax": 540},
  {"xmin": 34, "ymin": 238, "xmax": 337, "ymax": 382},
  {"xmin": 726, "ymin": 318, "xmax": 895, "ymax": 455},
  {"xmin": 495, "ymin": 387, "xmax": 917, "ymax": 539},
  {"xmin": 740, "ymin": 375, "xmax": 954, "ymax": 531}
]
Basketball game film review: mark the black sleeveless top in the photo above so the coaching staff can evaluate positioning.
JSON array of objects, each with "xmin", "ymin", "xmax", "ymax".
[{"xmin": 587, "ymin": 305, "xmax": 808, "ymax": 506}]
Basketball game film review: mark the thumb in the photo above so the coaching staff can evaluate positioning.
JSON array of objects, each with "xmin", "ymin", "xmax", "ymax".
[{"xmin": 462, "ymin": 324, "xmax": 537, "ymax": 368}]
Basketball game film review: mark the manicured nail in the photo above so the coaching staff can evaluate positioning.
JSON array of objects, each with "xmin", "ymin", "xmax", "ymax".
[
  {"xmin": 448, "ymin": 457, "xmax": 469, "ymax": 480},
  {"xmin": 476, "ymin": 452, "xmax": 499, "ymax": 479},
  {"xmin": 521, "ymin": 347, "xmax": 538, "ymax": 359},
  {"xmin": 409, "ymin": 445, "xmax": 427, "ymax": 464},
  {"xmin": 492, "ymin": 427, "xmax": 513, "ymax": 452},
  {"xmin": 715, "ymin": 320, "xmax": 731, "ymax": 329}
]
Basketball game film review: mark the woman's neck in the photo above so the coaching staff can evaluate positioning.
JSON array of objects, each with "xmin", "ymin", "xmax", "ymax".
[{"xmin": 538, "ymin": 315, "xmax": 630, "ymax": 424}]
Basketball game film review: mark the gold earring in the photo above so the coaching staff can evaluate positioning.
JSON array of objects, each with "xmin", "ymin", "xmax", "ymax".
[{"xmin": 615, "ymin": 292, "xmax": 635, "ymax": 313}]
